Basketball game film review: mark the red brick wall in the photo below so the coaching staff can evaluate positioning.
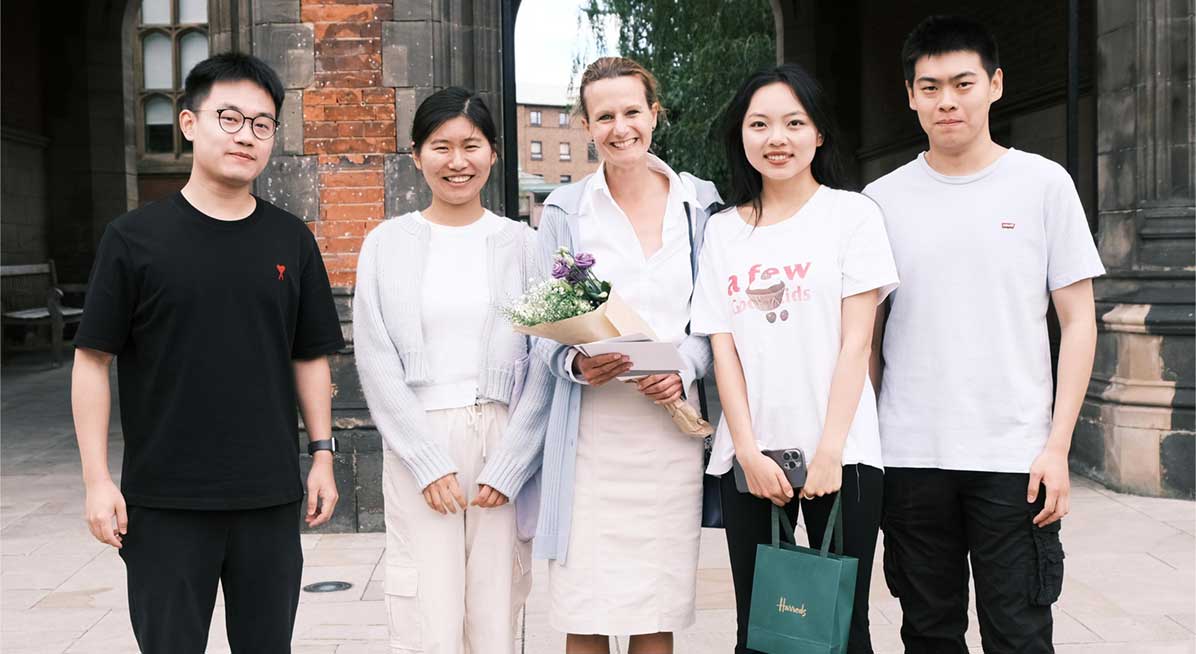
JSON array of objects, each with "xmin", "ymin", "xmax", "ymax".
[{"xmin": 301, "ymin": 1, "xmax": 395, "ymax": 287}]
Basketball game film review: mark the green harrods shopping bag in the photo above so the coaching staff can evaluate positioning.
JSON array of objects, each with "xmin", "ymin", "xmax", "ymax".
[{"xmin": 747, "ymin": 495, "xmax": 858, "ymax": 654}]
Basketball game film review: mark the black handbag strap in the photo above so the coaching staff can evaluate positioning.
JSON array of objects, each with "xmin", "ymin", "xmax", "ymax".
[{"xmin": 770, "ymin": 494, "xmax": 846, "ymax": 557}]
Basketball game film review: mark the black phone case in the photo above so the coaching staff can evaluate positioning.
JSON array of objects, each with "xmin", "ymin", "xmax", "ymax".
[{"xmin": 731, "ymin": 448, "xmax": 808, "ymax": 493}]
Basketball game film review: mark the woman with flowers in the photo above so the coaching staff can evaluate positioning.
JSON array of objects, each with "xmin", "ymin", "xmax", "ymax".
[
  {"xmin": 504, "ymin": 56, "xmax": 721, "ymax": 654},
  {"xmin": 352, "ymin": 87, "xmax": 551, "ymax": 654}
]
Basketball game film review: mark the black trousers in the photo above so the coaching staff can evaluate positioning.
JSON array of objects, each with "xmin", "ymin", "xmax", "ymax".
[
  {"xmin": 721, "ymin": 464, "xmax": 884, "ymax": 654},
  {"xmin": 882, "ymin": 468, "xmax": 1064, "ymax": 654},
  {"xmin": 119, "ymin": 501, "xmax": 304, "ymax": 654}
]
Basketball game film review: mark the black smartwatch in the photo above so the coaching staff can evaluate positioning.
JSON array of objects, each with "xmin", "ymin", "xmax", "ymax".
[{"xmin": 308, "ymin": 437, "xmax": 338, "ymax": 456}]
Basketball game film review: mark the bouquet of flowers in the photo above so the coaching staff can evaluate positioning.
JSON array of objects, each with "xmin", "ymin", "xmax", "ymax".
[{"xmin": 505, "ymin": 247, "xmax": 713, "ymax": 437}]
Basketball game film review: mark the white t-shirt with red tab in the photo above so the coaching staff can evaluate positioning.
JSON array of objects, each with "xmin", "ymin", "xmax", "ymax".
[
  {"xmin": 691, "ymin": 186, "xmax": 899, "ymax": 475},
  {"xmin": 863, "ymin": 148, "xmax": 1106, "ymax": 473}
]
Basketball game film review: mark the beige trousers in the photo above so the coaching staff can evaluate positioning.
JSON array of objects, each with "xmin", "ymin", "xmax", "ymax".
[{"xmin": 383, "ymin": 403, "xmax": 533, "ymax": 654}]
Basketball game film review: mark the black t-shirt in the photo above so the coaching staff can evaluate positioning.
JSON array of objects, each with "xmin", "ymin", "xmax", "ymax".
[{"xmin": 76, "ymin": 192, "xmax": 346, "ymax": 510}]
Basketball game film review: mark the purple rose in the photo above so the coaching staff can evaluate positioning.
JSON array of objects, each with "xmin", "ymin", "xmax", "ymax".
[
  {"xmin": 574, "ymin": 252, "xmax": 595, "ymax": 270},
  {"xmin": 551, "ymin": 260, "xmax": 570, "ymax": 279}
]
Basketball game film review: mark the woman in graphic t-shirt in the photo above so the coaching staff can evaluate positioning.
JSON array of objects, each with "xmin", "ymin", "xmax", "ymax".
[
  {"xmin": 353, "ymin": 87, "xmax": 551, "ymax": 654},
  {"xmin": 691, "ymin": 65, "xmax": 899, "ymax": 654}
]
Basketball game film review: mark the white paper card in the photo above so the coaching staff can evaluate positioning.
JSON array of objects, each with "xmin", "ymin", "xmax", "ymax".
[{"xmin": 576, "ymin": 335, "xmax": 685, "ymax": 378}]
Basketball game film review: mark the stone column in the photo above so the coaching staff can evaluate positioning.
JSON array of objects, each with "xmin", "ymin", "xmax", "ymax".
[
  {"xmin": 1075, "ymin": 0, "xmax": 1194, "ymax": 497},
  {"xmin": 246, "ymin": 0, "xmax": 511, "ymax": 532},
  {"xmin": 383, "ymin": 0, "xmax": 506, "ymax": 218}
]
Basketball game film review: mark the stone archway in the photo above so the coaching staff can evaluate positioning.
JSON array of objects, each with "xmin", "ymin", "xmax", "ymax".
[{"xmin": 767, "ymin": 0, "xmax": 1195, "ymax": 497}]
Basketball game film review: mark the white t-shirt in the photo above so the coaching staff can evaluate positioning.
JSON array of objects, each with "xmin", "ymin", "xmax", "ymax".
[
  {"xmin": 863, "ymin": 149, "xmax": 1106, "ymax": 472},
  {"xmin": 413, "ymin": 210, "xmax": 506, "ymax": 410},
  {"xmin": 692, "ymin": 186, "xmax": 899, "ymax": 475}
]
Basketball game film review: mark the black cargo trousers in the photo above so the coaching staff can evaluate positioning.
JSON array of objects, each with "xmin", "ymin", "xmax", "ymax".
[{"xmin": 882, "ymin": 468, "xmax": 1065, "ymax": 654}]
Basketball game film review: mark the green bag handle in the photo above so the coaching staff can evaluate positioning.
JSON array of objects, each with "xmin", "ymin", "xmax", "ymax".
[{"xmin": 770, "ymin": 494, "xmax": 846, "ymax": 558}]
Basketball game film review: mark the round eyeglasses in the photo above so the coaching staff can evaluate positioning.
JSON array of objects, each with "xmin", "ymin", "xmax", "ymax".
[{"xmin": 197, "ymin": 108, "xmax": 279, "ymax": 140}]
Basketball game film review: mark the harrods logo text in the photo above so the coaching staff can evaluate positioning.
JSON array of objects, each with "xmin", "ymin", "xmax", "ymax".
[{"xmin": 776, "ymin": 597, "xmax": 808, "ymax": 617}]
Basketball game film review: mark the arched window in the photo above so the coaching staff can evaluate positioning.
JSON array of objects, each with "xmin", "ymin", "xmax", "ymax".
[{"xmin": 134, "ymin": 0, "xmax": 208, "ymax": 159}]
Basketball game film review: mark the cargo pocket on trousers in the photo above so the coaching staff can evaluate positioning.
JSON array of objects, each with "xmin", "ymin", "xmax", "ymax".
[
  {"xmin": 1029, "ymin": 521, "xmax": 1065, "ymax": 606},
  {"xmin": 385, "ymin": 565, "xmax": 422, "ymax": 651}
]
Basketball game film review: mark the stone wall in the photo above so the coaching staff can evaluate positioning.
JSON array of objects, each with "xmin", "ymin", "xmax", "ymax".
[
  {"xmin": 1, "ymin": 133, "xmax": 49, "ymax": 267},
  {"xmin": 252, "ymin": 0, "xmax": 509, "ymax": 531},
  {"xmin": 0, "ymin": 3, "xmax": 49, "ymax": 268},
  {"xmin": 1073, "ymin": 0, "xmax": 1194, "ymax": 498},
  {"xmin": 775, "ymin": 0, "xmax": 1194, "ymax": 498}
]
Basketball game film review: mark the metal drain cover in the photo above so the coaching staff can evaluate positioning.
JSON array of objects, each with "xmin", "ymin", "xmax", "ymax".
[{"xmin": 303, "ymin": 581, "xmax": 353, "ymax": 593}]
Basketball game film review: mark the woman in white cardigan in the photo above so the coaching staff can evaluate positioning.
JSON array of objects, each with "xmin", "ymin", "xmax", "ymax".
[{"xmin": 352, "ymin": 87, "xmax": 551, "ymax": 654}]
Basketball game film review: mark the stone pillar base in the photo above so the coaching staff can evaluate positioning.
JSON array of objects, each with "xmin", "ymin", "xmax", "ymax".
[
  {"xmin": 1075, "ymin": 303, "xmax": 1195, "ymax": 498},
  {"xmin": 1076, "ymin": 401, "xmax": 1195, "ymax": 497}
]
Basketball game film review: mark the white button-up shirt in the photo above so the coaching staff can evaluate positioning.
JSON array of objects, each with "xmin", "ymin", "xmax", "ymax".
[{"xmin": 578, "ymin": 154, "xmax": 694, "ymax": 343}]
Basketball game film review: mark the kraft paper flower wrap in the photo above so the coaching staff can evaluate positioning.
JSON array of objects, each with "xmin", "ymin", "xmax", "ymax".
[{"xmin": 504, "ymin": 247, "xmax": 714, "ymax": 438}]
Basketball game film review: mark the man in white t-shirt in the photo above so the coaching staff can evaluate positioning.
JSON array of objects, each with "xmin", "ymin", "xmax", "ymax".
[{"xmin": 864, "ymin": 16, "xmax": 1104, "ymax": 654}]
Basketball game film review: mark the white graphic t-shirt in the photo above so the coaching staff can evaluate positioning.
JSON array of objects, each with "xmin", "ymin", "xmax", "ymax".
[
  {"xmin": 692, "ymin": 186, "xmax": 899, "ymax": 475},
  {"xmin": 864, "ymin": 149, "xmax": 1106, "ymax": 472}
]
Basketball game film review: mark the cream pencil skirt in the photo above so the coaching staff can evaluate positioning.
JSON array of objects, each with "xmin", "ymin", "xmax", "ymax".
[
  {"xmin": 549, "ymin": 380, "xmax": 704, "ymax": 635},
  {"xmin": 383, "ymin": 402, "xmax": 533, "ymax": 654}
]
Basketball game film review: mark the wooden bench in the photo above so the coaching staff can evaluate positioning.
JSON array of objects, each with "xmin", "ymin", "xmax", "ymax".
[{"xmin": 1, "ymin": 261, "xmax": 84, "ymax": 366}]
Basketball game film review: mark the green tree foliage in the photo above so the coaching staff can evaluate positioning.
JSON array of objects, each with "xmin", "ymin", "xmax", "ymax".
[{"xmin": 581, "ymin": 0, "xmax": 776, "ymax": 191}]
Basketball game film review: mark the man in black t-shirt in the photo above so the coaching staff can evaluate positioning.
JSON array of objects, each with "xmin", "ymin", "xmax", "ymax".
[{"xmin": 72, "ymin": 53, "xmax": 345, "ymax": 653}]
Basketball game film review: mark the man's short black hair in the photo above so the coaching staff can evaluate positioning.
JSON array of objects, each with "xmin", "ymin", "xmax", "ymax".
[
  {"xmin": 901, "ymin": 15, "xmax": 1000, "ymax": 84},
  {"xmin": 181, "ymin": 52, "xmax": 286, "ymax": 116}
]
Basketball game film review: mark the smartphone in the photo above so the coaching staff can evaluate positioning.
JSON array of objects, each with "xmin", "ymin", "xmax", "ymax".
[{"xmin": 731, "ymin": 448, "xmax": 808, "ymax": 494}]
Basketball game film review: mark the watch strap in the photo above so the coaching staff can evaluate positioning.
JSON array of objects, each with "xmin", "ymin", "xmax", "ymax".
[{"xmin": 308, "ymin": 438, "xmax": 337, "ymax": 455}]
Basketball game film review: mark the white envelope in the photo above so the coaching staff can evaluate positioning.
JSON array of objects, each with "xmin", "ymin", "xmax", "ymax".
[{"xmin": 575, "ymin": 334, "xmax": 685, "ymax": 379}]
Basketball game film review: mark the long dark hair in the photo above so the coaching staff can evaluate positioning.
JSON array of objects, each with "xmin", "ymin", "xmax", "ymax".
[
  {"xmin": 721, "ymin": 64, "xmax": 845, "ymax": 224},
  {"xmin": 411, "ymin": 87, "xmax": 498, "ymax": 152}
]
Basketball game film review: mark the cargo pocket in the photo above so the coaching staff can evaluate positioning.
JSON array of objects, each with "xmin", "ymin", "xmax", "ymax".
[
  {"xmin": 1028, "ymin": 521, "xmax": 1065, "ymax": 606},
  {"xmin": 512, "ymin": 538, "xmax": 534, "ymax": 608},
  {"xmin": 385, "ymin": 565, "xmax": 422, "ymax": 651}
]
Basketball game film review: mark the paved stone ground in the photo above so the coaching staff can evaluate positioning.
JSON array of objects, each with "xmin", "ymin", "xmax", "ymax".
[{"xmin": 2, "ymin": 356, "xmax": 1194, "ymax": 653}]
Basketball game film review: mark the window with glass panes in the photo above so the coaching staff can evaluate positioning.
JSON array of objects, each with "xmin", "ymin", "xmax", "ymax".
[
  {"xmin": 558, "ymin": 112, "xmax": 569, "ymax": 127},
  {"xmin": 530, "ymin": 141, "xmax": 542, "ymax": 160},
  {"xmin": 136, "ymin": 0, "xmax": 209, "ymax": 157},
  {"xmin": 530, "ymin": 110, "xmax": 541, "ymax": 126},
  {"xmin": 559, "ymin": 142, "xmax": 570, "ymax": 161}
]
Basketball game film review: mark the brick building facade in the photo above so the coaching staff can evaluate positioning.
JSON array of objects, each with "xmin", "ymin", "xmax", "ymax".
[{"xmin": 516, "ymin": 103, "xmax": 599, "ymax": 185}]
